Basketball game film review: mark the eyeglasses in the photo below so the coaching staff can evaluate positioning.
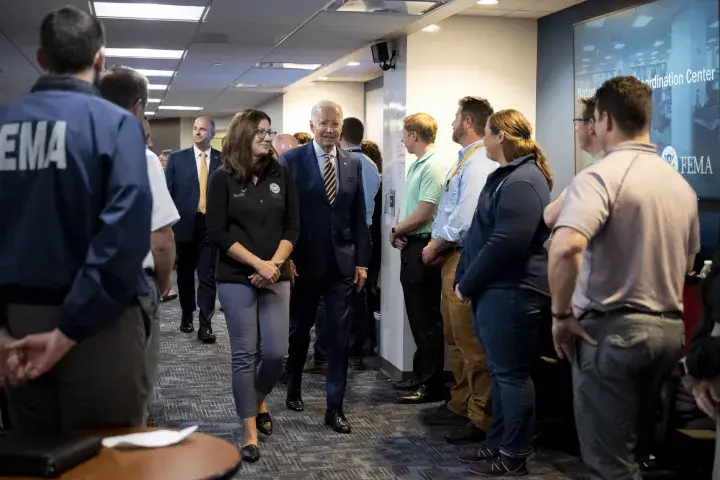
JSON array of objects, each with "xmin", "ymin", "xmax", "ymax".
[
  {"xmin": 573, "ymin": 118, "xmax": 592, "ymax": 125},
  {"xmin": 255, "ymin": 128, "xmax": 277, "ymax": 139}
]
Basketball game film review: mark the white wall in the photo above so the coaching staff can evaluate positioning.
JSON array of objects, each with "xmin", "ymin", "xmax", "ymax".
[
  {"xmin": 365, "ymin": 87, "xmax": 384, "ymax": 146},
  {"xmin": 257, "ymin": 94, "xmax": 284, "ymax": 133},
  {"xmin": 179, "ymin": 114, "xmax": 235, "ymax": 149},
  {"xmin": 406, "ymin": 15, "xmax": 538, "ymax": 163},
  {"xmin": 282, "ymin": 81, "xmax": 365, "ymax": 136}
]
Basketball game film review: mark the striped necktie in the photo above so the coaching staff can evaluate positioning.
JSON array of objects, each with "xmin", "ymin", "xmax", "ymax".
[{"xmin": 323, "ymin": 153, "xmax": 337, "ymax": 205}]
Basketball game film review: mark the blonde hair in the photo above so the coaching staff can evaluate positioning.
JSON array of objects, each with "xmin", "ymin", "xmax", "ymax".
[
  {"xmin": 488, "ymin": 109, "xmax": 554, "ymax": 191},
  {"xmin": 403, "ymin": 113, "xmax": 437, "ymax": 144}
]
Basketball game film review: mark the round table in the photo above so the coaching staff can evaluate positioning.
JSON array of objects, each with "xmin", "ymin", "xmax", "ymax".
[{"xmin": 3, "ymin": 427, "xmax": 241, "ymax": 480}]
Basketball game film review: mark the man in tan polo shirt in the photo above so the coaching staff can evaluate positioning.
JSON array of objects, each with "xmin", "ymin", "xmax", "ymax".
[{"xmin": 549, "ymin": 76, "xmax": 699, "ymax": 480}]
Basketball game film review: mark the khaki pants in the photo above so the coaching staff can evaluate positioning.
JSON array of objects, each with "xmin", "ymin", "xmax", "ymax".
[
  {"xmin": 4, "ymin": 303, "xmax": 151, "ymax": 433},
  {"xmin": 441, "ymin": 250, "xmax": 492, "ymax": 429}
]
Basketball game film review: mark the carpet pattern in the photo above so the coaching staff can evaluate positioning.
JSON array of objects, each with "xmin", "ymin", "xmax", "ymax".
[{"xmin": 149, "ymin": 298, "xmax": 590, "ymax": 479}]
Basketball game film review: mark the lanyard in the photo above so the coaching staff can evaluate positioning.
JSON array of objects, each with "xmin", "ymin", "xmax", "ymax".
[{"xmin": 445, "ymin": 142, "xmax": 483, "ymax": 191}]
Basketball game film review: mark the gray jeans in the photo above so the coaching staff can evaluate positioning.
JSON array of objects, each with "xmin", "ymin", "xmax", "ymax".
[
  {"xmin": 138, "ymin": 275, "xmax": 160, "ymax": 420},
  {"xmin": 5, "ymin": 304, "xmax": 151, "ymax": 432},
  {"xmin": 218, "ymin": 282, "xmax": 290, "ymax": 419},
  {"xmin": 573, "ymin": 313, "xmax": 684, "ymax": 480}
]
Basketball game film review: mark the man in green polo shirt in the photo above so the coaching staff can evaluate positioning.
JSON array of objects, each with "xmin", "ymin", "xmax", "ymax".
[{"xmin": 389, "ymin": 112, "xmax": 449, "ymax": 404}]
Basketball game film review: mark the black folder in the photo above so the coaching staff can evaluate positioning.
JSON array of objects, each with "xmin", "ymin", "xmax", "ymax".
[{"xmin": 0, "ymin": 432, "xmax": 102, "ymax": 478}]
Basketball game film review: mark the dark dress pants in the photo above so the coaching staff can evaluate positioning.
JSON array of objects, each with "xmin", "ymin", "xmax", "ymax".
[
  {"xmin": 287, "ymin": 269, "xmax": 354, "ymax": 409},
  {"xmin": 313, "ymin": 298, "xmax": 328, "ymax": 363},
  {"xmin": 399, "ymin": 236, "xmax": 444, "ymax": 391},
  {"xmin": 176, "ymin": 212, "xmax": 217, "ymax": 328}
]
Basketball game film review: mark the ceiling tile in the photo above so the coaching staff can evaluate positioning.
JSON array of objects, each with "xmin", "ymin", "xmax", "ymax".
[{"xmin": 236, "ymin": 68, "xmax": 313, "ymax": 87}]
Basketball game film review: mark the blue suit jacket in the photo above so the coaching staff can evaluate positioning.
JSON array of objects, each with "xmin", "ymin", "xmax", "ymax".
[
  {"xmin": 165, "ymin": 146, "xmax": 221, "ymax": 243},
  {"xmin": 279, "ymin": 143, "xmax": 369, "ymax": 279}
]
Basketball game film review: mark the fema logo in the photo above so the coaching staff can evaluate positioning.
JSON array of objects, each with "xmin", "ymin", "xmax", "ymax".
[
  {"xmin": 269, "ymin": 183, "xmax": 280, "ymax": 194},
  {"xmin": 661, "ymin": 146, "xmax": 678, "ymax": 171}
]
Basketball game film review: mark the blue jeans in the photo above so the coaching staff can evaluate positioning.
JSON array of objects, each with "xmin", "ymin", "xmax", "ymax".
[{"xmin": 473, "ymin": 288, "xmax": 548, "ymax": 458}]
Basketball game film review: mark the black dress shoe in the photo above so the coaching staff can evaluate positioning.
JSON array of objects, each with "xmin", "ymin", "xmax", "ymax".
[
  {"xmin": 392, "ymin": 379, "xmax": 420, "ymax": 391},
  {"xmin": 445, "ymin": 421, "xmax": 487, "ymax": 444},
  {"xmin": 349, "ymin": 357, "xmax": 366, "ymax": 371},
  {"xmin": 422, "ymin": 404, "xmax": 468, "ymax": 427},
  {"xmin": 324, "ymin": 408, "xmax": 352, "ymax": 434},
  {"xmin": 179, "ymin": 314, "xmax": 194, "ymax": 333},
  {"xmin": 256, "ymin": 412, "xmax": 272, "ymax": 436},
  {"xmin": 396, "ymin": 384, "xmax": 444, "ymax": 404},
  {"xmin": 285, "ymin": 396, "xmax": 304, "ymax": 412},
  {"xmin": 241, "ymin": 444, "xmax": 260, "ymax": 463},
  {"xmin": 197, "ymin": 326, "xmax": 216, "ymax": 344}
]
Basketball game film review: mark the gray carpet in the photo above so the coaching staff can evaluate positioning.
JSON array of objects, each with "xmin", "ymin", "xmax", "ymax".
[{"xmin": 149, "ymin": 297, "xmax": 590, "ymax": 479}]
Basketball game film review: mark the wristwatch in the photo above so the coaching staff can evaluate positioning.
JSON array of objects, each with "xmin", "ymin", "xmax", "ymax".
[
  {"xmin": 552, "ymin": 310, "xmax": 573, "ymax": 320},
  {"xmin": 391, "ymin": 227, "xmax": 397, "ymax": 235}
]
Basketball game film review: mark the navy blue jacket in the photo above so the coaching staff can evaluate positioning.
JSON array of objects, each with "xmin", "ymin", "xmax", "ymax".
[
  {"xmin": 279, "ymin": 143, "xmax": 369, "ymax": 278},
  {"xmin": 0, "ymin": 76, "xmax": 152, "ymax": 341},
  {"xmin": 455, "ymin": 154, "xmax": 551, "ymax": 298},
  {"xmin": 165, "ymin": 146, "xmax": 221, "ymax": 242}
]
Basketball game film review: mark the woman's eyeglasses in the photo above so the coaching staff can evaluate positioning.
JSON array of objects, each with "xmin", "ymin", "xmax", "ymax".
[
  {"xmin": 255, "ymin": 128, "xmax": 278, "ymax": 139},
  {"xmin": 572, "ymin": 118, "xmax": 592, "ymax": 125}
]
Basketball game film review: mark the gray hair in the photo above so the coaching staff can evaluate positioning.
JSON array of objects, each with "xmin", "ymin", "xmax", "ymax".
[{"xmin": 311, "ymin": 100, "xmax": 343, "ymax": 121}]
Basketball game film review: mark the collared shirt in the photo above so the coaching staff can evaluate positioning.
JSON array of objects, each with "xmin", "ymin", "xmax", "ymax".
[
  {"xmin": 556, "ymin": 141, "xmax": 700, "ymax": 318},
  {"xmin": 193, "ymin": 144, "xmax": 212, "ymax": 180},
  {"xmin": 142, "ymin": 148, "xmax": 180, "ymax": 270},
  {"xmin": 399, "ymin": 148, "xmax": 447, "ymax": 235},
  {"xmin": 432, "ymin": 140, "xmax": 497, "ymax": 244},
  {"xmin": 313, "ymin": 139, "xmax": 338, "ymax": 189},
  {"xmin": 347, "ymin": 146, "xmax": 380, "ymax": 227}
]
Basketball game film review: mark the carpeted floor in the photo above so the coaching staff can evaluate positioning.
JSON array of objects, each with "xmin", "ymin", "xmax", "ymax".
[{"xmin": 149, "ymin": 297, "xmax": 591, "ymax": 479}]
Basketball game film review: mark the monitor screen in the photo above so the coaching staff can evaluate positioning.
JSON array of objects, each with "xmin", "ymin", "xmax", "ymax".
[{"xmin": 574, "ymin": 0, "xmax": 720, "ymax": 199}]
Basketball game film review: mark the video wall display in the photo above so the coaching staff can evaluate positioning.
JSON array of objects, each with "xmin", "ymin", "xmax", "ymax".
[{"xmin": 573, "ymin": 0, "xmax": 720, "ymax": 199}]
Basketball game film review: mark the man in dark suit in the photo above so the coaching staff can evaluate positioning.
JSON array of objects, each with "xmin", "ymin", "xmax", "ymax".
[
  {"xmin": 165, "ymin": 116, "xmax": 220, "ymax": 344},
  {"xmin": 279, "ymin": 101, "xmax": 369, "ymax": 433}
]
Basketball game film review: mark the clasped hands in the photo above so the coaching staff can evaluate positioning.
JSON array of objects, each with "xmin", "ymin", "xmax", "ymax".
[
  {"xmin": 249, "ymin": 258, "xmax": 284, "ymax": 288},
  {"xmin": 0, "ymin": 327, "xmax": 76, "ymax": 388}
]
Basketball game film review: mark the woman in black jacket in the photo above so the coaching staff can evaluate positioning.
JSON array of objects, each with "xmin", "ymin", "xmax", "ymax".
[
  {"xmin": 684, "ymin": 247, "xmax": 720, "ymax": 477},
  {"xmin": 454, "ymin": 109, "xmax": 552, "ymax": 476}
]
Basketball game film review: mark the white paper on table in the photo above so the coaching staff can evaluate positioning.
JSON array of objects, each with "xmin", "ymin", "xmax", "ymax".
[{"xmin": 101, "ymin": 426, "xmax": 199, "ymax": 449}]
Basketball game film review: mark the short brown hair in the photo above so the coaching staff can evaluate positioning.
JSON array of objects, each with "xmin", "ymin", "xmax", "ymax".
[
  {"xmin": 580, "ymin": 97, "xmax": 596, "ymax": 121},
  {"xmin": 223, "ymin": 109, "xmax": 278, "ymax": 184},
  {"xmin": 361, "ymin": 140, "xmax": 382, "ymax": 173},
  {"xmin": 404, "ymin": 113, "xmax": 437, "ymax": 144},
  {"xmin": 458, "ymin": 96, "xmax": 494, "ymax": 134},
  {"xmin": 293, "ymin": 132, "xmax": 311, "ymax": 145},
  {"xmin": 594, "ymin": 76, "xmax": 652, "ymax": 137}
]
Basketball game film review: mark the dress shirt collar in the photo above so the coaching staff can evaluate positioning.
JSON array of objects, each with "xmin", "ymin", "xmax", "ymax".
[
  {"xmin": 458, "ymin": 139, "xmax": 485, "ymax": 160},
  {"xmin": 193, "ymin": 145, "xmax": 211, "ymax": 159},
  {"xmin": 313, "ymin": 139, "xmax": 337, "ymax": 159}
]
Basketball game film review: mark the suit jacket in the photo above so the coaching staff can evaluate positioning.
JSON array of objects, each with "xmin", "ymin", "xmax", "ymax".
[
  {"xmin": 279, "ymin": 143, "xmax": 369, "ymax": 279},
  {"xmin": 165, "ymin": 146, "xmax": 221, "ymax": 242}
]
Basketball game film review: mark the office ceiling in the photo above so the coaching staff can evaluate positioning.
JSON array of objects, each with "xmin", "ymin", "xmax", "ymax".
[{"xmin": 0, "ymin": 0, "xmax": 586, "ymax": 117}]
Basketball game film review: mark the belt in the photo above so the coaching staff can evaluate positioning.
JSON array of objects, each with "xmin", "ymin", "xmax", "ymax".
[
  {"xmin": 1, "ymin": 286, "xmax": 67, "ymax": 305},
  {"xmin": 582, "ymin": 306, "xmax": 682, "ymax": 320},
  {"xmin": 407, "ymin": 233, "xmax": 431, "ymax": 241}
]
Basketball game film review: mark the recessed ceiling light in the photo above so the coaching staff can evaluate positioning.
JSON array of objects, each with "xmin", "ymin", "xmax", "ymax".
[
  {"xmin": 135, "ymin": 69, "xmax": 175, "ymax": 77},
  {"xmin": 632, "ymin": 15, "xmax": 652, "ymax": 28},
  {"xmin": 613, "ymin": 43, "xmax": 625, "ymax": 50},
  {"xmin": 318, "ymin": 76, "xmax": 329, "ymax": 80},
  {"xmin": 145, "ymin": 112, "xmax": 156, "ymax": 116},
  {"xmin": 147, "ymin": 98, "xmax": 161, "ymax": 103},
  {"xmin": 93, "ymin": 2, "xmax": 206, "ymax": 22},
  {"xmin": 213, "ymin": 63, "xmax": 223, "ymax": 66},
  {"xmin": 255, "ymin": 62, "xmax": 321, "ymax": 70},
  {"xmin": 583, "ymin": 45, "xmax": 595, "ymax": 52},
  {"xmin": 477, "ymin": 0, "xmax": 499, "ymax": 4},
  {"xmin": 105, "ymin": 48, "xmax": 185, "ymax": 59},
  {"xmin": 653, "ymin": 40, "xmax": 664, "ymax": 47},
  {"xmin": 422, "ymin": 24, "xmax": 440, "ymax": 33},
  {"xmin": 347, "ymin": 62, "xmax": 360, "ymax": 67},
  {"xmin": 604, "ymin": 55, "xmax": 612, "ymax": 60},
  {"xmin": 158, "ymin": 106, "xmax": 203, "ymax": 111},
  {"xmin": 148, "ymin": 84, "xmax": 168, "ymax": 91}
]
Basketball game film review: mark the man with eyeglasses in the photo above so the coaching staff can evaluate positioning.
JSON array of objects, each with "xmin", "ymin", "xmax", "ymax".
[
  {"xmin": 165, "ymin": 116, "xmax": 221, "ymax": 344},
  {"xmin": 544, "ymin": 97, "xmax": 604, "ymax": 228}
]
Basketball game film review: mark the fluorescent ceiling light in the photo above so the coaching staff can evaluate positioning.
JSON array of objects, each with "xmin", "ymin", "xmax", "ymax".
[
  {"xmin": 653, "ymin": 40, "xmax": 664, "ymax": 47},
  {"xmin": 422, "ymin": 24, "xmax": 441, "ymax": 33},
  {"xmin": 613, "ymin": 43, "xmax": 625, "ymax": 50},
  {"xmin": 347, "ymin": 62, "xmax": 360, "ymax": 67},
  {"xmin": 145, "ymin": 112, "xmax": 156, "ymax": 116},
  {"xmin": 135, "ymin": 69, "xmax": 175, "ymax": 77},
  {"xmin": 147, "ymin": 98, "xmax": 161, "ymax": 103},
  {"xmin": 148, "ymin": 84, "xmax": 168, "ymax": 91},
  {"xmin": 583, "ymin": 45, "xmax": 595, "ymax": 52},
  {"xmin": 93, "ymin": 2, "xmax": 205, "ymax": 22},
  {"xmin": 477, "ymin": 0, "xmax": 499, "ymax": 4},
  {"xmin": 586, "ymin": 18, "xmax": 605, "ymax": 28},
  {"xmin": 318, "ymin": 76, "xmax": 329, "ymax": 81},
  {"xmin": 632, "ymin": 15, "xmax": 652, "ymax": 28},
  {"xmin": 255, "ymin": 62, "xmax": 321, "ymax": 70},
  {"xmin": 604, "ymin": 55, "xmax": 612, "ymax": 60},
  {"xmin": 330, "ymin": 0, "xmax": 446, "ymax": 15},
  {"xmin": 158, "ymin": 106, "xmax": 203, "ymax": 111},
  {"xmin": 105, "ymin": 48, "xmax": 184, "ymax": 59}
]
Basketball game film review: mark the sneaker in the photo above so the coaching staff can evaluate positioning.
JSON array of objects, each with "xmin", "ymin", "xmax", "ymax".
[
  {"xmin": 456, "ymin": 444, "xmax": 499, "ymax": 463},
  {"xmin": 468, "ymin": 455, "xmax": 528, "ymax": 476}
]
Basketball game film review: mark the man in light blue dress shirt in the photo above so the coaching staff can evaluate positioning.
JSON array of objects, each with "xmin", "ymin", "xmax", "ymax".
[
  {"xmin": 340, "ymin": 117, "xmax": 380, "ymax": 369},
  {"xmin": 420, "ymin": 97, "xmax": 498, "ymax": 445}
]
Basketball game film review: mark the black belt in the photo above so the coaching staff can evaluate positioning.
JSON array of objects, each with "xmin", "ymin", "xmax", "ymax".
[
  {"xmin": 582, "ymin": 306, "xmax": 682, "ymax": 320},
  {"xmin": 407, "ymin": 233, "xmax": 431, "ymax": 242}
]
